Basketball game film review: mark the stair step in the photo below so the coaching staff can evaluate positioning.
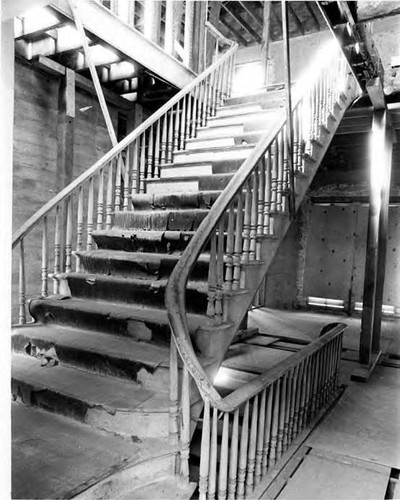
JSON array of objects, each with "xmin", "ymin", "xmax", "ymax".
[
  {"xmin": 161, "ymin": 163, "xmax": 213, "ymax": 178},
  {"xmin": 75, "ymin": 249, "xmax": 210, "ymax": 280},
  {"xmin": 185, "ymin": 131, "xmax": 264, "ymax": 151},
  {"xmin": 12, "ymin": 352, "xmax": 170, "ymax": 437},
  {"xmin": 92, "ymin": 229, "xmax": 195, "ymax": 253},
  {"xmin": 196, "ymin": 123, "xmax": 244, "ymax": 139},
  {"xmin": 29, "ymin": 296, "xmax": 205, "ymax": 340},
  {"xmin": 131, "ymin": 191, "xmax": 222, "ymax": 210},
  {"xmin": 215, "ymin": 103, "xmax": 263, "ymax": 117},
  {"xmin": 12, "ymin": 323, "xmax": 171, "ymax": 388},
  {"xmin": 113, "ymin": 208, "xmax": 210, "ymax": 231},
  {"xmin": 66, "ymin": 273, "xmax": 208, "ymax": 314},
  {"xmin": 172, "ymin": 143, "xmax": 254, "ymax": 165},
  {"xmin": 206, "ymin": 109, "xmax": 278, "ymax": 128},
  {"xmin": 12, "ymin": 403, "xmax": 174, "ymax": 500},
  {"xmin": 225, "ymin": 86, "xmax": 285, "ymax": 106}
]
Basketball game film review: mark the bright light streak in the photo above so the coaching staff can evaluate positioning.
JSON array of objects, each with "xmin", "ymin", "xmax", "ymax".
[
  {"xmin": 214, "ymin": 367, "xmax": 231, "ymax": 386},
  {"xmin": 231, "ymin": 62, "xmax": 264, "ymax": 96}
]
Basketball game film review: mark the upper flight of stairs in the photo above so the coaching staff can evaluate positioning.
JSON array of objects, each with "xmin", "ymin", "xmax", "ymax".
[{"xmin": 11, "ymin": 81, "xmax": 356, "ymax": 498}]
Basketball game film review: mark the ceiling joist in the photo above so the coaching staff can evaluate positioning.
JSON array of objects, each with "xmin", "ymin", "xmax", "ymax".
[
  {"xmin": 288, "ymin": 3, "xmax": 305, "ymax": 36},
  {"xmin": 221, "ymin": 2, "xmax": 262, "ymax": 43},
  {"xmin": 305, "ymin": 2, "xmax": 320, "ymax": 31}
]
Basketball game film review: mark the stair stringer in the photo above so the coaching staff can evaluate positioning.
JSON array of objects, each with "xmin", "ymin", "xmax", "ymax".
[{"xmin": 193, "ymin": 77, "xmax": 361, "ymax": 368}]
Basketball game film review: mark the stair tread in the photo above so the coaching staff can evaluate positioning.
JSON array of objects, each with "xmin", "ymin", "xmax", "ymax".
[
  {"xmin": 12, "ymin": 402, "xmax": 174, "ymax": 500},
  {"xmin": 186, "ymin": 130, "xmax": 264, "ymax": 144},
  {"xmin": 12, "ymin": 352, "xmax": 169, "ymax": 412},
  {"xmin": 92, "ymin": 229, "xmax": 196, "ymax": 239},
  {"xmin": 75, "ymin": 248, "xmax": 210, "ymax": 264},
  {"xmin": 12, "ymin": 324, "xmax": 171, "ymax": 369},
  {"xmin": 173, "ymin": 143, "xmax": 254, "ymax": 156},
  {"xmin": 31, "ymin": 296, "xmax": 206, "ymax": 330}
]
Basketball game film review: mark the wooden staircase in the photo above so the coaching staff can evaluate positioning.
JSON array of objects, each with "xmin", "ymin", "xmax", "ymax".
[{"xmin": 11, "ymin": 39, "xmax": 361, "ymax": 498}]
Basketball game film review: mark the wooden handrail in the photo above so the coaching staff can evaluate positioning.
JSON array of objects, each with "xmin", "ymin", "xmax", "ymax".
[
  {"xmin": 166, "ymin": 41, "xmax": 355, "ymax": 412},
  {"xmin": 12, "ymin": 40, "xmax": 238, "ymax": 249}
]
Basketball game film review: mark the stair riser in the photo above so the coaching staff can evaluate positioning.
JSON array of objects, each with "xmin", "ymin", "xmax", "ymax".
[
  {"xmin": 77, "ymin": 254, "xmax": 210, "ymax": 281},
  {"xmin": 113, "ymin": 210, "xmax": 209, "ymax": 232},
  {"xmin": 67, "ymin": 276, "xmax": 208, "ymax": 314},
  {"xmin": 206, "ymin": 112, "xmax": 277, "ymax": 128},
  {"xmin": 186, "ymin": 133, "xmax": 262, "ymax": 151},
  {"xmin": 12, "ymin": 377, "xmax": 169, "ymax": 438},
  {"xmin": 173, "ymin": 147, "xmax": 252, "ymax": 165},
  {"xmin": 198, "ymin": 174, "xmax": 234, "ymax": 191},
  {"xmin": 196, "ymin": 123, "xmax": 243, "ymax": 139},
  {"xmin": 131, "ymin": 191, "xmax": 221, "ymax": 211},
  {"xmin": 215, "ymin": 104, "xmax": 263, "ymax": 118},
  {"xmin": 225, "ymin": 91, "xmax": 284, "ymax": 107},
  {"xmin": 92, "ymin": 232, "xmax": 192, "ymax": 254},
  {"xmin": 12, "ymin": 333, "xmax": 170, "ymax": 389},
  {"xmin": 30, "ymin": 299, "xmax": 172, "ymax": 343}
]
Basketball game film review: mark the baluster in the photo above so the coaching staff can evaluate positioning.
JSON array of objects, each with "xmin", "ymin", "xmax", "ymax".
[
  {"xmin": 207, "ymin": 231, "xmax": 217, "ymax": 320},
  {"xmin": 201, "ymin": 77, "xmax": 209, "ymax": 127},
  {"xmin": 208, "ymin": 407, "xmax": 218, "ymax": 500},
  {"xmin": 211, "ymin": 66, "xmax": 221, "ymax": 116},
  {"xmin": 180, "ymin": 366, "xmax": 190, "ymax": 482},
  {"xmin": 174, "ymin": 101, "xmax": 180, "ymax": 151},
  {"xmin": 186, "ymin": 93, "xmax": 193, "ymax": 142},
  {"xmin": 225, "ymin": 204, "xmax": 235, "ymax": 291},
  {"xmin": 41, "ymin": 216, "xmax": 48, "ymax": 296},
  {"xmin": 324, "ymin": 341, "xmax": 333, "ymax": 403},
  {"xmin": 277, "ymin": 130, "xmax": 284, "ymax": 212},
  {"xmin": 218, "ymin": 412, "xmax": 229, "ymax": 500},
  {"xmin": 311, "ymin": 351, "xmax": 320, "ymax": 419},
  {"xmin": 139, "ymin": 134, "xmax": 146, "ymax": 193},
  {"xmin": 283, "ymin": 125, "xmax": 289, "ymax": 201},
  {"xmin": 269, "ymin": 379, "xmax": 280, "ymax": 466},
  {"xmin": 167, "ymin": 108, "xmax": 174, "ymax": 162},
  {"xmin": 298, "ymin": 359, "xmax": 308, "ymax": 432},
  {"xmin": 283, "ymin": 370, "xmax": 293, "ymax": 451},
  {"xmin": 257, "ymin": 160, "xmax": 265, "ymax": 259},
  {"xmin": 64, "ymin": 197, "xmax": 73, "ymax": 273},
  {"xmin": 215, "ymin": 220, "xmax": 224, "ymax": 324},
  {"xmin": 180, "ymin": 96, "xmax": 187, "ymax": 149},
  {"xmin": 114, "ymin": 155, "xmax": 122, "ymax": 211},
  {"xmin": 262, "ymin": 384, "xmax": 274, "ymax": 474},
  {"xmin": 86, "ymin": 178, "xmax": 94, "ymax": 250},
  {"xmin": 237, "ymin": 401, "xmax": 249, "ymax": 500},
  {"xmin": 271, "ymin": 139, "xmax": 278, "ymax": 213},
  {"xmin": 242, "ymin": 179, "xmax": 252, "ymax": 267},
  {"xmin": 196, "ymin": 83, "xmax": 204, "ymax": 130},
  {"xmin": 297, "ymin": 100, "xmax": 305, "ymax": 172},
  {"xmin": 336, "ymin": 334, "xmax": 343, "ymax": 390},
  {"xmin": 319, "ymin": 345, "xmax": 327, "ymax": 408},
  {"xmin": 161, "ymin": 114, "xmax": 168, "ymax": 164},
  {"xmin": 131, "ymin": 140, "xmax": 139, "ymax": 195},
  {"xmin": 220, "ymin": 60, "xmax": 228, "ymax": 103},
  {"xmin": 97, "ymin": 168, "xmax": 104, "ymax": 229},
  {"xmin": 19, "ymin": 240, "xmax": 26, "ymax": 324},
  {"xmin": 199, "ymin": 398, "xmax": 211, "ymax": 500},
  {"xmin": 54, "ymin": 205, "xmax": 61, "ymax": 293},
  {"xmin": 292, "ymin": 107, "xmax": 299, "ymax": 173},
  {"xmin": 277, "ymin": 373, "xmax": 287, "ymax": 460},
  {"xmin": 255, "ymin": 388, "xmax": 266, "ymax": 486},
  {"xmin": 292, "ymin": 362, "xmax": 304, "ymax": 439},
  {"xmin": 154, "ymin": 120, "xmax": 161, "ymax": 178},
  {"xmin": 146, "ymin": 125, "xmax": 154, "ymax": 179},
  {"xmin": 207, "ymin": 71, "xmax": 215, "ymax": 119},
  {"xmin": 249, "ymin": 169, "xmax": 258, "ymax": 261},
  {"xmin": 228, "ymin": 409, "xmax": 239, "ymax": 500},
  {"xmin": 228, "ymin": 55, "xmax": 235, "ymax": 98},
  {"xmin": 106, "ymin": 161, "xmax": 114, "ymax": 230},
  {"xmin": 123, "ymin": 147, "xmax": 131, "ymax": 209},
  {"xmin": 191, "ymin": 86, "xmax": 198, "ymax": 138},
  {"xmin": 76, "ymin": 187, "xmax": 84, "ymax": 271},
  {"xmin": 217, "ymin": 61, "xmax": 225, "ymax": 107},
  {"xmin": 263, "ymin": 150, "xmax": 272, "ymax": 235},
  {"xmin": 304, "ymin": 355, "xmax": 314, "ymax": 424},
  {"xmin": 232, "ymin": 191, "xmax": 243, "ymax": 290},
  {"xmin": 246, "ymin": 395, "xmax": 258, "ymax": 497},
  {"xmin": 169, "ymin": 338, "xmax": 179, "ymax": 444}
]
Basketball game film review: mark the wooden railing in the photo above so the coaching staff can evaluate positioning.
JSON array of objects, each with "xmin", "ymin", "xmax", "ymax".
[
  {"xmin": 165, "ymin": 41, "xmax": 358, "ymax": 490},
  {"xmin": 12, "ymin": 25, "xmax": 237, "ymax": 324}
]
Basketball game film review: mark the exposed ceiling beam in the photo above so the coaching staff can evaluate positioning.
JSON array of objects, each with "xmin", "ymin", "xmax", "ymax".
[
  {"xmin": 288, "ymin": 3, "xmax": 305, "ymax": 35},
  {"xmin": 357, "ymin": 1, "xmax": 400, "ymax": 22},
  {"xmin": 271, "ymin": 2, "xmax": 283, "ymax": 39},
  {"xmin": 305, "ymin": 2, "xmax": 320, "ymax": 31},
  {"xmin": 218, "ymin": 16, "xmax": 249, "ymax": 46},
  {"xmin": 238, "ymin": 1, "xmax": 263, "ymax": 28},
  {"xmin": 74, "ymin": 45, "xmax": 120, "ymax": 71},
  {"xmin": 221, "ymin": 2, "xmax": 262, "ymax": 43},
  {"xmin": 33, "ymin": 55, "xmax": 134, "ymax": 109},
  {"xmin": 14, "ymin": 7, "xmax": 64, "ymax": 39},
  {"xmin": 100, "ymin": 61, "xmax": 137, "ymax": 83}
]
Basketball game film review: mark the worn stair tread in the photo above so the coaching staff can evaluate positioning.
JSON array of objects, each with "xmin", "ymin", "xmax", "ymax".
[
  {"xmin": 12, "ymin": 323, "xmax": 171, "ymax": 369},
  {"xmin": 92, "ymin": 229, "xmax": 196, "ymax": 240},
  {"xmin": 12, "ymin": 402, "xmax": 174, "ymax": 500},
  {"xmin": 173, "ymin": 142, "xmax": 255, "ymax": 157},
  {"xmin": 75, "ymin": 248, "xmax": 210, "ymax": 265},
  {"xmin": 121, "ymin": 476, "xmax": 197, "ymax": 499},
  {"xmin": 12, "ymin": 352, "xmax": 169, "ymax": 412},
  {"xmin": 130, "ymin": 191, "xmax": 222, "ymax": 210},
  {"xmin": 186, "ymin": 130, "xmax": 265, "ymax": 147},
  {"xmin": 30, "ymin": 296, "xmax": 206, "ymax": 331}
]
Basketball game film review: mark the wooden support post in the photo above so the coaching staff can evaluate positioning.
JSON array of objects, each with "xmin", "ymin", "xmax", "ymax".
[
  {"xmin": 184, "ymin": 0, "xmax": 195, "ymax": 69},
  {"xmin": 164, "ymin": 0, "xmax": 175, "ymax": 56},
  {"xmin": 143, "ymin": 0, "xmax": 161, "ymax": 44},
  {"xmin": 68, "ymin": 0, "xmax": 117, "ymax": 147},
  {"xmin": 281, "ymin": 0, "xmax": 296, "ymax": 218},
  {"xmin": 353, "ymin": 109, "xmax": 393, "ymax": 382},
  {"xmin": 206, "ymin": 1, "xmax": 221, "ymax": 67},
  {"xmin": 262, "ymin": 1, "xmax": 272, "ymax": 85},
  {"xmin": 193, "ymin": 0, "xmax": 207, "ymax": 73},
  {"xmin": 57, "ymin": 68, "xmax": 75, "ymax": 190}
]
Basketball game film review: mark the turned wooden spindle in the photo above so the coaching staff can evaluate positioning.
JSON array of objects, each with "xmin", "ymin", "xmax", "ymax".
[
  {"xmin": 255, "ymin": 388, "xmax": 266, "ymax": 486},
  {"xmin": 146, "ymin": 125, "xmax": 154, "ymax": 179},
  {"xmin": 232, "ymin": 191, "xmax": 243, "ymax": 290},
  {"xmin": 65, "ymin": 197, "xmax": 73, "ymax": 273},
  {"xmin": 225, "ymin": 204, "xmax": 235, "ymax": 291},
  {"xmin": 139, "ymin": 134, "xmax": 146, "ymax": 193},
  {"xmin": 215, "ymin": 220, "xmax": 225, "ymax": 324},
  {"xmin": 262, "ymin": 384, "xmax": 274, "ymax": 474},
  {"xmin": 106, "ymin": 161, "xmax": 114, "ymax": 229},
  {"xmin": 96, "ymin": 168, "xmax": 104, "ymax": 230},
  {"xmin": 41, "ymin": 216, "xmax": 48, "ymax": 297},
  {"xmin": 86, "ymin": 180, "xmax": 94, "ymax": 251},
  {"xmin": 277, "ymin": 373, "xmax": 287, "ymax": 460},
  {"xmin": 114, "ymin": 155, "xmax": 122, "ymax": 211},
  {"xmin": 208, "ymin": 407, "xmax": 218, "ymax": 500},
  {"xmin": 228, "ymin": 409, "xmax": 240, "ymax": 500},
  {"xmin": 199, "ymin": 398, "xmax": 211, "ymax": 500},
  {"xmin": 18, "ymin": 240, "xmax": 26, "ymax": 324},
  {"xmin": 154, "ymin": 120, "xmax": 161, "ymax": 178},
  {"xmin": 169, "ymin": 338, "xmax": 179, "ymax": 444},
  {"xmin": 180, "ymin": 366, "xmax": 190, "ymax": 482},
  {"xmin": 76, "ymin": 187, "xmax": 84, "ymax": 270},
  {"xmin": 218, "ymin": 412, "xmax": 230, "ymax": 500},
  {"xmin": 237, "ymin": 401, "xmax": 249, "ymax": 500},
  {"xmin": 246, "ymin": 395, "xmax": 258, "ymax": 497},
  {"xmin": 123, "ymin": 146, "xmax": 131, "ymax": 209},
  {"xmin": 249, "ymin": 170, "xmax": 258, "ymax": 262},
  {"xmin": 206, "ymin": 231, "xmax": 217, "ymax": 319}
]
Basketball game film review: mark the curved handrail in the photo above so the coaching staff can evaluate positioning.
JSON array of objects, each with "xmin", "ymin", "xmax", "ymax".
[
  {"xmin": 166, "ymin": 41, "xmax": 357, "ymax": 412},
  {"xmin": 12, "ymin": 37, "xmax": 238, "ymax": 249}
]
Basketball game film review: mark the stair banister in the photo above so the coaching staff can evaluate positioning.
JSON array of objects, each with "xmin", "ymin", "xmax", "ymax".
[
  {"xmin": 12, "ymin": 37, "xmax": 237, "ymax": 250},
  {"xmin": 165, "ymin": 39, "xmax": 359, "ymax": 412}
]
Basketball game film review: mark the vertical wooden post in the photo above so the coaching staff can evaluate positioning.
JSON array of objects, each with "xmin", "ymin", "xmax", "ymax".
[
  {"xmin": 262, "ymin": 1, "xmax": 272, "ymax": 85},
  {"xmin": 143, "ymin": 0, "xmax": 161, "ymax": 44},
  {"xmin": 192, "ymin": 0, "xmax": 207, "ymax": 73},
  {"xmin": 57, "ymin": 68, "xmax": 75, "ymax": 190},
  {"xmin": 165, "ymin": 0, "xmax": 175, "ymax": 55},
  {"xmin": 184, "ymin": 0, "xmax": 195, "ymax": 69},
  {"xmin": 281, "ymin": 0, "xmax": 296, "ymax": 218},
  {"xmin": 206, "ymin": 2, "xmax": 221, "ymax": 66}
]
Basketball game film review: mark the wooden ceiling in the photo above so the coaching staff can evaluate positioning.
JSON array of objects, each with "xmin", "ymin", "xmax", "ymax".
[{"xmin": 216, "ymin": 1, "xmax": 327, "ymax": 46}]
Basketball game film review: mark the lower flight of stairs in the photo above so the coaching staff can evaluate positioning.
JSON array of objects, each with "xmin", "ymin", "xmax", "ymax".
[{"xmin": 11, "ymin": 83, "xmax": 355, "ymax": 498}]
